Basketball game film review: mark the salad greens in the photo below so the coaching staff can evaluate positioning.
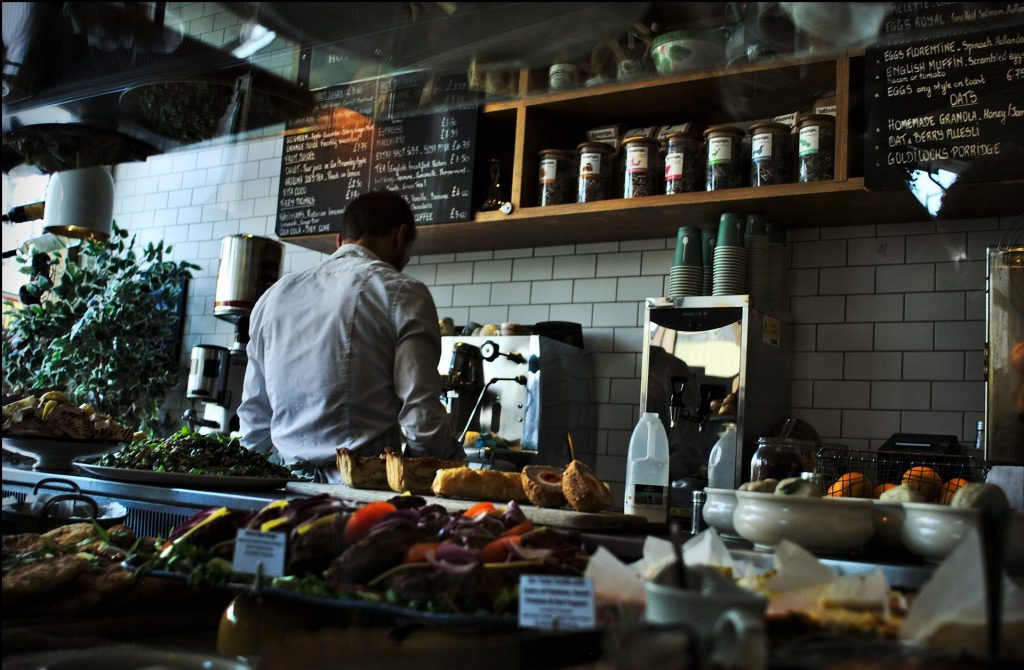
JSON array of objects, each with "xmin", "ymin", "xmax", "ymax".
[{"xmin": 97, "ymin": 427, "xmax": 291, "ymax": 478}]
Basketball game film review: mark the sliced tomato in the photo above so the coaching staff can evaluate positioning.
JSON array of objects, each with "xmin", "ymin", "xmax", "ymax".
[
  {"xmin": 463, "ymin": 501, "xmax": 497, "ymax": 517},
  {"xmin": 403, "ymin": 542, "xmax": 442, "ymax": 564},
  {"xmin": 480, "ymin": 535, "xmax": 521, "ymax": 563},
  {"xmin": 344, "ymin": 501, "xmax": 397, "ymax": 545},
  {"xmin": 499, "ymin": 519, "xmax": 534, "ymax": 538}
]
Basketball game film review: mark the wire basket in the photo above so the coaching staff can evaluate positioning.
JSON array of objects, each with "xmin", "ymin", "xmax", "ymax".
[{"xmin": 815, "ymin": 444, "xmax": 989, "ymax": 498}]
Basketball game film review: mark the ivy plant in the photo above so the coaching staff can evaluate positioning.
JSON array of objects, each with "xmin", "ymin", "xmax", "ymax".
[{"xmin": 2, "ymin": 223, "xmax": 200, "ymax": 434}]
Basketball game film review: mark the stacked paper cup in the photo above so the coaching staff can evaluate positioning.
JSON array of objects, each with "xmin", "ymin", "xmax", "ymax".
[
  {"xmin": 702, "ymin": 227, "xmax": 716, "ymax": 296},
  {"xmin": 745, "ymin": 214, "xmax": 768, "ymax": 303},
  {"xmin": 713, "ymin": 213, "xmax": 747, "ymax": 295},
  {"xmin": 766, "ymin": 220, "xmax": 786, "ymax": 311},
  {"xmin": 669, "ymin": 226, "xmax": 704, "ymax": 299}
]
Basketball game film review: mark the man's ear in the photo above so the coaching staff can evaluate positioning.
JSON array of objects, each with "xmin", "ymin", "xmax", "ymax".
[
  {"xmin": 335, "ymin": 233, "xmax": 344, "ymax": 249},
  {"xmin": 394, "ymin": 224, "xmax": 410, "ymax": 246}
]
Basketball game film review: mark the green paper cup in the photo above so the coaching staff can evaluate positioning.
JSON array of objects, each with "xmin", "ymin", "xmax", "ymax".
[
  {"xmin": 702, "ymin": 227, "xmax": 716, "ymax": 267},
  {"xmin": 745, "ymin": 213, "xmax": 767, "ymax": 237},
  {"xmin": 767, "ymin": 220, "xmax": 786, "ymax": 244},
  {"xmin": 717, "ymin": 213, "xmax": 745, "ymax": 247},
  {"xmin": 675, "ymin": 227, "xmax": 703, "ymax": 267}
]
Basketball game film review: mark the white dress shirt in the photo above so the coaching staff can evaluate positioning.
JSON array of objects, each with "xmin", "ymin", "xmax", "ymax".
[{"xmin": 238, "ymin": 243, "xmax": 461, "ymax": 466}]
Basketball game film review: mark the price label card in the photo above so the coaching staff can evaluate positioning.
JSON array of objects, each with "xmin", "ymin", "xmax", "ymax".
[
  {"xmin": 518, "ymin": 575, "xmax": 595, "ymax": 631},
  {"xmin": 232, "ymin": 529, "xmax": 287, "ymax": 578}
]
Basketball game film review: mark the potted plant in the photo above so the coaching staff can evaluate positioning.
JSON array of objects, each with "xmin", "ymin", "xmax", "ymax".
[{"xmin": 2, "ymin": 223, "xmax": 199, "ymax": 434}]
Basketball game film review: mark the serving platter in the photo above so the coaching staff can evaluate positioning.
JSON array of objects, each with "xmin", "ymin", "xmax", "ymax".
[
  {"xmin": 2, "ymin": 435, "xmax": 119, "ymax": 471},
  {"xmin": 73, "ymin": 458, "xmax": 292, "ymax": 491},
  {"xmin": 287, "ymin": 481, "xmax": 650, "ymax": 531},
  {"xmin": 148, "ymin": 569, "xmax": 518, "ymax": 629},
  {"xmin": 4, "ymin": 645, "xmax": 250, "ymax": 670}
]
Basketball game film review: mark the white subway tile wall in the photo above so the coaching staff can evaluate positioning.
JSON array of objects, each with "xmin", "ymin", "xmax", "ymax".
[{"xmin": 106, "ymin": 136, "xmax": 1006, "ymax": 496}]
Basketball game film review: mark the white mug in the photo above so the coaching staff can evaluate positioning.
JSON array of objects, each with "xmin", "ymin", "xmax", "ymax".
[{"xmin": 645, "ymin": 565, "xmax": 767, "ymax": 670}]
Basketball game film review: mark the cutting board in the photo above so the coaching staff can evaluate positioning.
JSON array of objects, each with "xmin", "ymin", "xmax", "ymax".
[{"xmin": 285, "ymin": 481, "xmax": 649, "ymax": 530}]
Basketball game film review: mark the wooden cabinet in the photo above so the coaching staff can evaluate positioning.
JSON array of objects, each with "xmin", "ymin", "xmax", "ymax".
[{"xmin": 284, "ymin": 53, "xmax": 1024, "ymax": 256}]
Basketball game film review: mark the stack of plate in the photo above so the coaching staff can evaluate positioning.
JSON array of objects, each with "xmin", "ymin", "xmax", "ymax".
[
  {"xmin": 745, "ymin": 214, "xmax": 767, "ymax": 302},
  {"xmin": 713, "ymin": 213, "xmax": 746, "ymax": 295},
  {"xmin": 669, "ymin": 226, "xmax": 703, "ymax": 298},
  {"xmin": 766, "ymin": 220, "xmax": 786, "ymax": 310}
]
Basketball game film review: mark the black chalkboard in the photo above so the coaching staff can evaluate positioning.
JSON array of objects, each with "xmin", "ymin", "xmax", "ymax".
[
  {"xmin": 275, "ymin": 76, "xmax": 477, "ymax": 238},
  {"xmin": 865, "ymin": 3, "xmax": 1024, "ymax": 191}
]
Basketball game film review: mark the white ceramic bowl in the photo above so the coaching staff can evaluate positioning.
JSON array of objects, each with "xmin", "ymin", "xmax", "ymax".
[
  {"xmin": 869, "ymin": 500, "xmax": 905, "ymax": 551},
  {"xmin": 703, "ymin": 487, "xmax": 739, "ymax": 537},
  {"xmin": 733, "ymin": 491, "xmax": 874, "ymax": 552},
  {"xmin": 901, "ymin": 503, "xmax": 1024, "ymax": 569}
]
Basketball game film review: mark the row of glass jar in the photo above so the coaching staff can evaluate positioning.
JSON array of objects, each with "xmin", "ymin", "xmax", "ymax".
[{"xmin": 537, "ymin": 114, "xmax": 836, "ymax": 206}]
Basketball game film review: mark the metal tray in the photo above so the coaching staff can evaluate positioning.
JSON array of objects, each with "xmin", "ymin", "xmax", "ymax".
[{"xmin": 73, "ymin": 458, "xmax": 292, "ymax": 491}]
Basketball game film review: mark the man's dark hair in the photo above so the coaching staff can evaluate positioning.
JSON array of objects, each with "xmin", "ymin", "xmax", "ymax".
[{"xmin": 342, "ymin": 191, "xmax": 416, "ymax": 242}]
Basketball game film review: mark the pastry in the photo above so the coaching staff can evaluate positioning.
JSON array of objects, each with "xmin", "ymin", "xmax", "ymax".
[
  {"xmin": 774, "ymin": 477, "xmax": 821, "ymax": 497},
  {"xmin": 879, "ymin": 484, "xmax": 926, "ymax": 503},
  {"xmin": 521, "ymin": 465, "xmax": 568, "ymax": 508},
  {"xmin": 431, "ymin": 467, "xmax": 529, "ymax": 503},
  {"xmin": 561, "ymin": 460, "xmax": 612, "ymax": 513},
  {"xmin": 336, "ymin": 448, "xmax": 389, "ymax": 490},
  {"xmin": 385, "ymin": 451, "xmax": 464, "ymax": 495}
]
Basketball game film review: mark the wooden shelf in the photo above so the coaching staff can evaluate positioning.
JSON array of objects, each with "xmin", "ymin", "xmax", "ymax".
[
  {"xmin": 283, "ymin": 178, "xmax": 1024, "ymax": 256},
  {"xmin": 280, "ymin": 52, "xmax": 1024, "ymax": 257}
]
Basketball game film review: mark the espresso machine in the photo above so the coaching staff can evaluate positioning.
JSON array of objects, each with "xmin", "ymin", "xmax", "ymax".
[
  {"xmin": 438, "ymin": 335, "xmax": 597, "ymax": 469},
  {"xmin": 184, "ymin": 235, "xmax": 283, "ymax": 434},
  {"xmin": 640, "ymin": 296, "xmax": 791, "ymax": 487}
]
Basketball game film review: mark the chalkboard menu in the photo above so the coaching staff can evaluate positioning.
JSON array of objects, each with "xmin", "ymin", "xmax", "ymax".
[
  {"xmin": 865, "ymin": 3, "xmax": 1024, "ymax": 190},
  {"xmin": 276, "ymin": 76, "xmax": 477, "ymax": 238}
]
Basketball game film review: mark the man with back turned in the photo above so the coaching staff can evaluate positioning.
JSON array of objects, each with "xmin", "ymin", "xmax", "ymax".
[{"xmin": 238, "ymin": 191, "xmax": 463, "ymax": 481}]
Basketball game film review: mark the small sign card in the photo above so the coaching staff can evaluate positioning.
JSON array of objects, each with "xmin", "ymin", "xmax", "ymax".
[
  {"xmin": 518, "ymin": 575, "xmax": 596, "ymax": 631},
  {"xmin": 231, "ymin": 529, "xmax": 287, "ymax": 578}
]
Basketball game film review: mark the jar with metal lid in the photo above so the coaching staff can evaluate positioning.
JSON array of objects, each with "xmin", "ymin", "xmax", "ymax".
[
  {"xmin": 620, "ymin": 136, "xmax": 660, "ymax": 198},
  {"xmin": 750, "ymin": 437, "xmax": 819, "ymax": 482},
  {"xmin": 796, "ymin": 114, "xmax": 835, "ymax": 182},
  {"xmin": 537, "ymin": 149, "xmax": 575, "ymax": 206},
  {"xmin": 703, "ymin": 125, "xmax": 744, "ymax": 191},
  {"xmin": 576, "ymin": 142, "xmax": 615, "ymax": 203},
  {"xmin": 748, "ymin": 121, "xmax": 790, "ymax": 187},
  {"xmin": 664, "ymin": 131, "xmax": 702, "ymax": 194}
]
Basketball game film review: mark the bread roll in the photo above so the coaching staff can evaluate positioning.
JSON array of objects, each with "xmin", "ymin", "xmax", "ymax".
[
  {"xmin": 336, "ymin": 448, "xmax": 389, "ymax": 490},
  {"xmin": 385, "ymin": 452, "xmax": 464, "ymax": 495},
  {"xmin": 522, "ymin": 465, "xmax": 568, "ymax": 508},
  {"xmin": 562, "ymin": 460, "xmax": 612, "ymax": 513},
  {"xmin": 431, "ymin": 467, "xmax": 529, "ymax": 503}
]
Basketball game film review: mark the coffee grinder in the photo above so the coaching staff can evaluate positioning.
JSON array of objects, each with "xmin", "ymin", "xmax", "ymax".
[{"xmin": 184, "ymin": 235, "xmax": 283, "ymax": 434}]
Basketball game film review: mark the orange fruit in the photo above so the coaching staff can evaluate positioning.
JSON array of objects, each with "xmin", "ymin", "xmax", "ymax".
[
  {"xmin": 939, "ymin": 477, "xmax": 970, "ymax": 504},
  {"xmin": 827, "ymin": 472, "xmax": 873, "ymax": 498},
  {"xmin": 902, "ymin": 466, "xmax": 943, "ymax": 501},
  {"xmin": 873, "ymin": 483, "xmax": 897, "ymax": 499}
]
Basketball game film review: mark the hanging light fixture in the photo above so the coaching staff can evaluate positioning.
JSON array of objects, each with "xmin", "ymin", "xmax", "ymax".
[{"xmin": 42, "ymin": 166, "xmax": 114, "ymax": 240}]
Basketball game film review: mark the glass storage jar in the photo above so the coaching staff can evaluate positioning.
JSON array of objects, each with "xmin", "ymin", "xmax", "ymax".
[
  {"xmin": 620, "ymin": 136, "xmax": 660, "ymax": 198},
  {"xmin": 664, "ymin": 130, "xmax": 702, "ymax": 194},
  {"xmin": 748, "ymin": 121, "xmax": 790, "ymax": 186},
  {"xmin": 750, "ymin": 437, "xmax": 819, "ymax": 482},
  {"xmin": 576, "ymin": 142, "xmax": 616, "ymax": 203},
  {"xmin": 797, "ymin": 114, "xmax": 835, "ymax": 182},
  {"xmin": 537, "ymin": 149, "xmax": 575, "ymax": 206},
  {"xmin": 703, "ymin": 125, "xmax": 744, "ymax": 191}
]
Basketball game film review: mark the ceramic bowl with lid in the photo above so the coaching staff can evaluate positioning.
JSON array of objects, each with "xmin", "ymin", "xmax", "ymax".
[
  {"xmin": 702, "ymin": 487, "xmax": 739, "ymax": 537},
  {"xmin": 733, "ymin": 490, "xmax": 874, "ymax": 552},
  {"xmin": 901, "ymin": 503, "xmax": 1024, "ymax": 569}
]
